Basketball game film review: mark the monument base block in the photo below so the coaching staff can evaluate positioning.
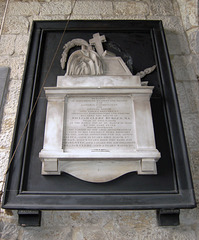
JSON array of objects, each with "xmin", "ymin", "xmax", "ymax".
[{"xmin": 40, "ymin": 153, "xmax": 159, "ymax": 182}]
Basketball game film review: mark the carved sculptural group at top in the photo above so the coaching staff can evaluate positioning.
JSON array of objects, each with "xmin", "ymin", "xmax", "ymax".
[
  {"xmin": 60, "ymin": 32, "xmax": 156, "ymax": 78},
  {"xmin": 61, "ymin": 33, "xmax": 106, "ymax": 76}
]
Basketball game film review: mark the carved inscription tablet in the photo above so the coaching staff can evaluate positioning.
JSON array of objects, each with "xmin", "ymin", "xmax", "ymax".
[{"xmin": 63, "ymin": 95, "xmax": 136, "ymax": 152}]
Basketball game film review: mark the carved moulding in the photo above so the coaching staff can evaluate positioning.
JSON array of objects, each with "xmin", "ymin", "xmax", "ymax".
[{"xmin": 39, "ymin": 33, "xmax": 160, "ymax": 182}]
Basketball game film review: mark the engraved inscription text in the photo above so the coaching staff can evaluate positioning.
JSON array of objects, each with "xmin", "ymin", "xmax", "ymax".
[{"xmin": 63, "ymin": 96, "xmax": 136, "ymax": 152}]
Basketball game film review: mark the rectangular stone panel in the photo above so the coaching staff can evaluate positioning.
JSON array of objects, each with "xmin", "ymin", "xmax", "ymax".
[{"xmin": 63, "ymin": 95, "xmax": 136, "ymax": 153}]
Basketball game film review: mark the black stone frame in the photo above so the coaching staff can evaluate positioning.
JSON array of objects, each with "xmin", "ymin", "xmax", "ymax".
[{"xmin": 2, "ymin": 21, "xmax": 196, "ymax": 224}]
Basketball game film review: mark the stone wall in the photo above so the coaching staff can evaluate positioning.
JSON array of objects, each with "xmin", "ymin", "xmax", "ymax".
[{"xmin": 0, "ymin": 0, "xmax": 198, "ymax": 239}]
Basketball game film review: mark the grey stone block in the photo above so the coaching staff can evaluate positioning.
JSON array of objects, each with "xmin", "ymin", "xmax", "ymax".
[
  {"xmin": 40, "ymin": 1, "xmax": 71, "ymax": 15},
  {"xmin": 177, "ymin": 0, "xmax": 198, "ymax": 31},
  {"xmin": 190, "ymin": 54, "xmax": 199, "ymax": 77},
  {"xmin": 7, "ymin": 2, "xmax": 40, "ymax": 16},
  {"xmin": 0, "ymin": 114, "xmax": 16, "ymax": 150},
  {"xmin": 73, "ymin": 1, "xmax": 113, "ymax": 16},
  {"xmin": 189, "ymin": 149, "xmax": 199, "ymax": 180},
  {"xmin": 181, "ymin": 113, "xmax": 199, "ymax": 149},
  {"xmin": 3, "ymin": 16, "xmax": 29, "ymax": 35},
  {"xmin": 175, "ymin": 81, "xmax": 199, "ymax": 114},
  {"xmin": 150, "ymin": 0, "xmax": 174, "ymax": 16},
  {"xmin": 147, "ymin": 16, "xmax": 184, "ymax": 34},
  {"xmin": 0, "ymin": 67, "xmax": 10, "ymax": 127},
  {"xmin": 165, "ymin": 33, "xmax": 190, "ymax": 55},
  {"xmin": 171, "ymin": 55, "xmax": 197, "ymax": 81},
  {"xmin": 187, "ymin": 27, "xmax": 199, "ymax": 54},
  {"xmin": 113, "ymin": 1, "xmax": 149, "ymax": 16},
  {"xmin": 1, "ymin": 223, "xmax": 19, "ymax": 240}
]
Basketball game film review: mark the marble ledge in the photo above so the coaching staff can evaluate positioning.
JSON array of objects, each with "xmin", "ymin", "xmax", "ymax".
[{"xmin": 39, "ymin": 150, "xmax": 161, "ymax": 159}]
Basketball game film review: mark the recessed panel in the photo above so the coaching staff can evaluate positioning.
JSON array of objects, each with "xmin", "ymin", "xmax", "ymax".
[{"xmin": 63, "ymin": 95, "xmax": 136, "ymax": 153}]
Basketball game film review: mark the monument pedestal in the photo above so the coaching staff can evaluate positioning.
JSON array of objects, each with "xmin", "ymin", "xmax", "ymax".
[{"xmin": 39, "ymin": 76, "xmax": 160, "ymax": 182}]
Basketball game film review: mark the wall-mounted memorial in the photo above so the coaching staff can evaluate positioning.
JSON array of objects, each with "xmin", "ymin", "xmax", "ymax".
[
  {"xmin": 2, "ymin": 20, "xmax": 196, "ymax": 226},
  {"xmin": 39, "ymin": 32, "xmax": 160, "ymax": 181}
]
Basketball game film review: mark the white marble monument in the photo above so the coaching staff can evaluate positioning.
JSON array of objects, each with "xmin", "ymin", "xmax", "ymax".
[{"xmin": 39, "ymin": 33, "xmax": 161, "ymax": 182}]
